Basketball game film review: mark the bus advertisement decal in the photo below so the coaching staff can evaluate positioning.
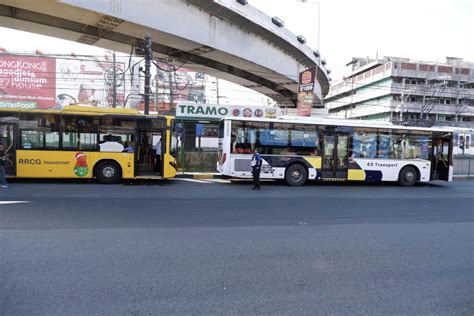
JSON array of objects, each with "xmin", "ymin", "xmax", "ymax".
[{"xmin": 74, "ymin": 152, "xmax": 88, "ymax": 177}]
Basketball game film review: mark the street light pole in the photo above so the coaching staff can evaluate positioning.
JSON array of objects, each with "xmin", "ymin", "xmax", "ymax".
[
  {"xmin": 216, "ymin": 78, "xmax": 220, "ymax": 105},
  {"xmin": 143, "ymin": 33, "xmax": 152, "ymax": 115},
  {"xmin": 112, "ymin": 50, "xmax": 117, "ymax": 108},
  {"xmin": 297, "ymin": 0, "xmax": 320, "ymax": 51}
]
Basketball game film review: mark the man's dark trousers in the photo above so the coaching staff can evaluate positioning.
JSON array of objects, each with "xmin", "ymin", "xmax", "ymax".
[{"xmin": 252, "ymin": 169, "xmax": 260, "ymax": 189}]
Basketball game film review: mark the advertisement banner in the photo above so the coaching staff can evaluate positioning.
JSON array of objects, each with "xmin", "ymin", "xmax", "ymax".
[
  {"xmin": 156, "ymin": 63, "xmax": 206, "ymax": 105},
  {"xmin": 296, "ymin": 67, "xmax": 316, "ymax": 116},
  {"xmin": 56, "ymin": 58, "xmax": 125, "ymax": 108},
  {"xmin": 176, "ymin": 103, "xmax": 281, "ymax": 119},
  {"xmin": 0, "ymin": 54, "xmax": 56, "ymax": 109},
  {"xmin": 0, "ymin": 54, "xmax": 128, "ymax": 109}
]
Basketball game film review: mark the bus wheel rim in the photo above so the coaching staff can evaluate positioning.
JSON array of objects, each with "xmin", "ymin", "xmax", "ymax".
[
  {"xmin": 103, "ymin": 166, "xmax": 115, "ymax": 178},
  {"xmin": 291, "ymin": 170, "xmax": 302, "ymax": 181},
  {"xmin": 405, "ymin": 171, "xmax": 415, "ymax": 182}
]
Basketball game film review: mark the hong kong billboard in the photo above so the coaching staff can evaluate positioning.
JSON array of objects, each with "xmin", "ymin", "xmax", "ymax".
[
  {"xmin": 0, "ymin": 55, "xmax": 56, "ymax": 109},
  {"xmin": 0, "ymin": 54, "xmax": 126, "ymax": 109}
]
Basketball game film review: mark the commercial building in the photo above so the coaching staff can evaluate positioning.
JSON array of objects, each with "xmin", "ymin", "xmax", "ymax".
[{"xmin": 324, "ymin": 56, "xmax": 474, "ymax": 127}]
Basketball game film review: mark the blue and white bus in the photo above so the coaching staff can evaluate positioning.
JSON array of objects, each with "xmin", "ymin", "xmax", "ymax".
[{"xmin": 217, "ymin": 116, "xmax": 454, "ymax": 186}]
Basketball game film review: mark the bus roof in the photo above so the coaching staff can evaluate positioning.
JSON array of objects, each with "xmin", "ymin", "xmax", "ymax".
[
  {"xmin": 221, "ymin": 116, "xmax": 454, "ymax": 133},
  {"xmin": 0, "ymin": 105, "xmax": 174, "ymax": 120},
  {"xmin": 0, "ymin": 105, "xmax": 139, "ymax": 115}
]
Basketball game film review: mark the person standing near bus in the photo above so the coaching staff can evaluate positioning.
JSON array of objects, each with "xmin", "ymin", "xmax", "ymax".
[
  {"xmin": 250, "ymin": 149, "xmax": 262, "ymax": 190},
  {"xmin": 0, "ymin": 144, "xmax": 9, "ymax": 188},
  {"xmin": 154, "ymin": 137, "xmax": 162, "ymax": 174}
]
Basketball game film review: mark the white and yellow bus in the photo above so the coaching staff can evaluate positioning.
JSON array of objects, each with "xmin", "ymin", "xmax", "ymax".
[
  {"xmin": 218, "ymin": 116, "xmax": 454, "ymax": 186},
  {"xmin": 0, "ymin": 106, "xmax": 177, "ymax": 183}
]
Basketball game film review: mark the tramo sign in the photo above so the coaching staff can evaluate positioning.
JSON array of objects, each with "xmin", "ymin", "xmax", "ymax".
[{"xmin": 176, "ymin": 102, "xmax": 281, "ymax": 119}]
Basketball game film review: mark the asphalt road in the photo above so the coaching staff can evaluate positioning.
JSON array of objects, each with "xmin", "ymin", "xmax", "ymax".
[{"xmin": 0, "ymin": 179, "xmax": 473, "ymax": 315}]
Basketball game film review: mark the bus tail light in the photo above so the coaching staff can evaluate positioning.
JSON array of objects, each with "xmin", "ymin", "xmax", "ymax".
[{"xmin": 222, "ymin": 153, "xmax": 226, "ymax": 164}]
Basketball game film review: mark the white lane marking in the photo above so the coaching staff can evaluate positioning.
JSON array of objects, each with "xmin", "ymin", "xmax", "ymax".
[
  {"xmin": 206, "ymin": 179, "xmax": 231, "ymax": 184},
  {"xmin": 172, "ymin": 178, "xmax": 232, "ymax": 184},
  {"xmin": 0, "ymin": 201, "xmax": 32, "ymax": 205}
]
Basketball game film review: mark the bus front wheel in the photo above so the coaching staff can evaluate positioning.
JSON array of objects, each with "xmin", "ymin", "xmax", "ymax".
[
  {"xmin": 95, "ymin": 161, "xmax": 122, "ymax": 184},
  {"xmin": 285, "ymin": 164, "xmax": 308, "ymax": 186},
  {"xmin": 398, "ymin": 166, "xmax": 417, "ymax": 187}
]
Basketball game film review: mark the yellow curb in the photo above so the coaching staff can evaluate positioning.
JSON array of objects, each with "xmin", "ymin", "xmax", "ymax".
[{"xmin": 193, "ymin": 174, "xmax": 214, "ymax": 180}]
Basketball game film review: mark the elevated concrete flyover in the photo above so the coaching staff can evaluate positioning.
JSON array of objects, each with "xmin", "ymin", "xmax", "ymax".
[{"xmin": 0, "ymin": 0, "xmax": 330, "ymax": 105}]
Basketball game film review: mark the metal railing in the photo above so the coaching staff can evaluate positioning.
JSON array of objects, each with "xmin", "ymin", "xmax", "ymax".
[{"xmin": 453, "ymin": 156, "xmax": 474, "ymax": 177}]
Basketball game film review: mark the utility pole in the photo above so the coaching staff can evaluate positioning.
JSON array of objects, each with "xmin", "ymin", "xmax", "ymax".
[
  {"xmin": 297, "ymin": 0, "xmax": 320, "ymax": 50},
  {"xmin": 399, "ymin": 78, "xmax": 406, "ymax": 122},
  {"xmin": 144, "ymin": 33, "xmax": 152, "ymax": 114},
  {"xmin": 112, "ymin": 50, "xmax": 117, "ymax": 108},
  {"xmin": 216, "ymin": 78, "xmax": 220, "ymax": 104},
  {"xmin": 168, "ymin": 71, "xmax": 174, "ymax": 109}
]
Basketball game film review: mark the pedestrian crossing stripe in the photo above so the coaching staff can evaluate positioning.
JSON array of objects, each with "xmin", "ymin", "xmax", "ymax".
[
  {"xmin": 171, "ymin": 178, "xmax": 231, "ymax": 184},
  {"xmin": 0, "ymin": 201, "xmax": 32, "ymax": 205}
]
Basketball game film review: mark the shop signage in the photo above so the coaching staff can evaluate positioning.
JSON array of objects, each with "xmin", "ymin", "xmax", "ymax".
[
  {"xmin": 296, "ymin": 67, "xmax": 316, "ymax": 117},
  {"xmin": 0, "ymin": 55, "xmax": 56, "ymax": 109},
  {"xmin": 0, "ymin": 53, "xmax": 127, "ymax": 109},
  {"xmin": 176, "ymin": 103, "xmax": 281, "ymax": 119}
]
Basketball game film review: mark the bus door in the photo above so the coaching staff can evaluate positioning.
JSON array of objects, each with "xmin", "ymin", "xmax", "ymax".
[
  {"xmin": 0, "ymin": 123, "xmax": 17, "ymax": 176},
  {"xmin": 431, "ymin": 134, "xmax": 452, "ymax": 180},
  {"xmin": 170, "ymin": 123, "xmax": 181, "ymax": 165},
  {"xmin": 322, "ymin": 134, "xmax": 349, "ymax": 179},
  {"xmin": 136, "ymin": 130, "xmax": 163, "ymax": 176}
]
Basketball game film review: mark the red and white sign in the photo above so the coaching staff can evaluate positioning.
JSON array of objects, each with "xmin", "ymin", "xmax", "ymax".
[
  {"xmin": 296, "ymin": 67, "xmax": 317, "ymax": 117},
  {"xmin": 0, "ymin": 55, "xmax": 56, "ymax": 109},
  {"xmin": 56, "ymin": 58, "xmax": 125, "ymax": 108},
  {"xmin": 0, "ymin": 54, "xmax": 127, "ymax": 109}
]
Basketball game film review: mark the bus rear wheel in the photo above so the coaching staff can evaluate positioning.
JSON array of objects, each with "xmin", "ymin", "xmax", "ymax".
[
  {"xmin": 398, "ymin": 166, "xmax": 417, "ymax": 187},
  {"xmin": 285, "ymin": 164, "xmax": 308, "ymax": 186},
  {"xmin": 95, "ymin": 161, "xmax": 122, "ymax": 184}
]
